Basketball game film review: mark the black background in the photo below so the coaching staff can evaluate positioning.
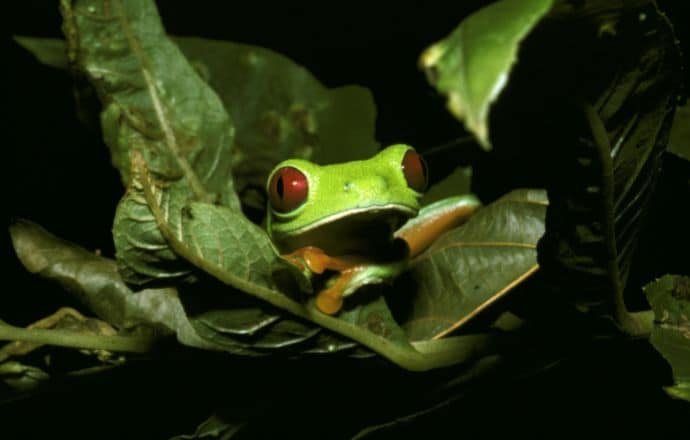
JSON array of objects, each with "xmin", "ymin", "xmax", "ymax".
[{"xmin": 5, "ymin": 1, "xmax": 690, "ymax": 438}]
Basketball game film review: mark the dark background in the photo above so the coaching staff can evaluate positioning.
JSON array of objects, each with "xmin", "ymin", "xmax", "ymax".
[{"xmin": 5, "ymin": 1, "xmax": 690, "ymax": 438}]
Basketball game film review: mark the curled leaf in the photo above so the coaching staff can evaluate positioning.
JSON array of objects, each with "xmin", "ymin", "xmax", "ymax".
[{"xmin": 420, "ymin": 0, "xmax": 554, "ymax": 148}]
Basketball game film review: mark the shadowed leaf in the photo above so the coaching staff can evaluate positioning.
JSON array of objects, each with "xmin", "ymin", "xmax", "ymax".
[
  {"xmin": 421, "ymin": 166, "xmax": 473, "ymax": 206},
  {"xmin": 668, "ymin": 104, "xmax": 690, "ymax": 162},
  {"xmin": 9, "ymin": 219, "xmax": 363, "ymax": 356},
  {"xmin": 400, "ymin": 189, "xmax": 546, "ymax": 340}
]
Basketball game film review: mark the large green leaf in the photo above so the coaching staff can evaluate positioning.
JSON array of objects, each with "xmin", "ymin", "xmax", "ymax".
[
  {"xmin": 420, "ymin": 0, "xmax": 554, "ymax": 149},
  {"xmin": 61, "ymin": 0, "xmax": 237, "ymax": 199},
  {"xmin": 9, "ymin": 219, "xmax": 365, "ymax": 357},
  {"xmin": 60, "ymin": 0, "xmax": 242, "ymax": 286},
  {"xmin": 399, "ymin": 189, "xmax": 546, "ymax": 341},
  {"xmin": 644, "ymin": 275, "xmax": 690, "ymax": 402},
  {"xmin": 13, "ymin": 34, "xmax": 378, "ymax": 211},
  {"xmin": 176, "ymin": 37, "xmax": 379, "ymax": 202}
]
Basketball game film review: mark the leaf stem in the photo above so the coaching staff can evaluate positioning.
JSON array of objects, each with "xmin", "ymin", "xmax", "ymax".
[
  {"xmin": 0, "ymin": 323, "xmax": 155, "ymax": 353},
  {"xmin": 583, "ymin": 103, "xmax": 648, "ymax": 336}
]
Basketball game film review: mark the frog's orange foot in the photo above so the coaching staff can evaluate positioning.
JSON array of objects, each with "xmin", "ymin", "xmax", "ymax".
[
  {"xmin": 314, "ymin": 269, "xmax": 358, "ymax": 314},
  {"xmin": 316, "ymin": 287, "xmax": 344, "ymax": 315},
  {"xmin": 282, "ymin": 246, "xmax": 331, "ymax": 274}
]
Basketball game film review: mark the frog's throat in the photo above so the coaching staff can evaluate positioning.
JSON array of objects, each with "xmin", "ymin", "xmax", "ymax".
[{"xmin": 276, "ymin": 204, "xmax": 417, "ymax": 237}]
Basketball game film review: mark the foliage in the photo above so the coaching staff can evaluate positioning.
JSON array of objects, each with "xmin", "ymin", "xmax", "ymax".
[{"xmin": 5, "ymin": 0, "xmax": 689, "ymax": 437}]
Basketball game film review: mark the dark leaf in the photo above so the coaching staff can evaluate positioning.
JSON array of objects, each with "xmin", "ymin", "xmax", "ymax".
[
  {"xmin": 400, "ymin": 189, "xmax": 546, "ymax": 340},
  {"xmin": 420, "ymin": 166, "xmax": 473, "ymax": 206},
  {"xmin": 10, "ymin": 219, "xmax": 363, "ymax": 357},
  {"xmin": 170, "ymin": 412, "xmax": 245, "ymax": 440},
  {"xmin": 668, "ymin": 104, "xmax": 690, "ymax": 161},
  {"xmin": 13, "ymin": 36, "xmax": 68, "ymax": 69},
  {"xmin": 9, "ymin": 219, "xmax": 216, "ymax": 350},
  {"xmin": 0, "ymin": 361, "xmax": 50, "ymax": 394},
  {"xmin": 422, "ymin": 0, "xmax": 683, "ymax": 333},
  {"xmin": 531, "ymin": 1, "xmax": 683, "ymax": 332}
]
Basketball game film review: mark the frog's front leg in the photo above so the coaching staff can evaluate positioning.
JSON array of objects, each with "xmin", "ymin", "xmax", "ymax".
[
  {"xmin": 280, "ymin": 247, "xmax": 406, "ymax": 315},
  {"xmin": 394, "ymin": 195, "xmax": 481, "ymax": 257}
]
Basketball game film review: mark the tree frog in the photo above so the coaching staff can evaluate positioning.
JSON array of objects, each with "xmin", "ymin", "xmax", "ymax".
[{"xmin": 266, "ymin": 144, "xmax": 480, "ymax": 315}]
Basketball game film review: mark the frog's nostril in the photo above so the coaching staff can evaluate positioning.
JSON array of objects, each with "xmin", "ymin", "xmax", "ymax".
[{"xmin": 343, "ymin": 181, "xmax": 353, "ymax": 191}]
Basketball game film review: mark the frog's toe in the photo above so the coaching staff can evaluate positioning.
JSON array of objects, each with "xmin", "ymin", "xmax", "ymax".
[{"xmin": 316, "ymin": 288, "xmax": 344, "ymax": 315}]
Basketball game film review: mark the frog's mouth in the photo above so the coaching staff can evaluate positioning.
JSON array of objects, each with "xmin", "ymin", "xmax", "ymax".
[{"xmin": 275, "ymin": 204, "xmax": 417, "ymax": 256}]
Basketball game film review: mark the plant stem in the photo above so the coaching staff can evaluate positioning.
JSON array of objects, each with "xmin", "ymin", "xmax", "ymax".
[
  {"xmin": 583, "ymin": 103, "xmax": 648, "ymax": 336},
  {"xmin": 0, "ymin": 323, "xmax": 155, "ymax": 353}
]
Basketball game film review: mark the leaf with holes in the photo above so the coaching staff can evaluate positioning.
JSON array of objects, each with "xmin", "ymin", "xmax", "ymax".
[{"xmin": 60, "ymin": 0, "xmax": 241, "ymax": 285}]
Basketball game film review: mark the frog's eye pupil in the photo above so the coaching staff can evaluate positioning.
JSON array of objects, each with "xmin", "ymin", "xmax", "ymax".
[
  {"xmin": 402, "ymin": 149, "xmax": 428, "ymax": 192},
  {"xmin": 268, "ymin": 167, "xmax": 308, "ymax": 212},
  {"xmin": 276, "ymin": 176, "xmax": 284, "ymax": 198}
]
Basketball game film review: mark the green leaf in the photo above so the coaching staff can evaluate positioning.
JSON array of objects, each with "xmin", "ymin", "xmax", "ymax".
[
  {"xmin": 171, "ymin": 412, "xmax": 245, "ymax": 440},
  {"xmin": 59, "ymin": 0, "xmax": 244, "ymax": 286},
  {"xmin": 14, "ymin": 34, "xmax": 379, "ymax": 209},
  {"xmin": 9, "ymin": 219, "xmax": 363, "ymax": 357},
  {"xmin": 9, "ymin": 219, "xmax": 213, "ymax": 350},
  {"xmin": 13, "ymin": 36, "xmax": 68, "ymax": 69},
  {"xmin": 175, "ymin": 37, "xmax": 379, "ymax": 200},
  {"xmin": 420, "ymin": 0, "xmax": 554, "ymax": 148},
  {"xmin": 644, "ymin": 275, "xmax": 690, "ymax": 402},
  {"xmin": 113, "ymin": 179, "xmax": 196, "ymax": 286},
  {"xmin": 400, "ymin": 189, "xmax": 546, "ymax": 340},
  {"xmin": 668, "ymin": 104, "xmax": 690, "ymax": 162},
  {"xmin": 61, "ymin": 0, "xmax": 238, "ymax": 201},
  {"xmin": 0, "ymin": 361, "xmax": 50, "ymax": 394}
]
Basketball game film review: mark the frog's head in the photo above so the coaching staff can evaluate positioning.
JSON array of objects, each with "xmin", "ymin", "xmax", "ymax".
[{"xmin": 266, "ymin": 144, "xmax": 427, "ymax": 255}]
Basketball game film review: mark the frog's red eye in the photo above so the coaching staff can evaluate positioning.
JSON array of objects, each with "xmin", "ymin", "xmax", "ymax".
[
  {"xmin": 268, "ymin": 167, "xmax": 308, "ymax": 213},
  {"xmin": 402, "ymin": 149, "xmax": 428, "ymax": 192}
]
